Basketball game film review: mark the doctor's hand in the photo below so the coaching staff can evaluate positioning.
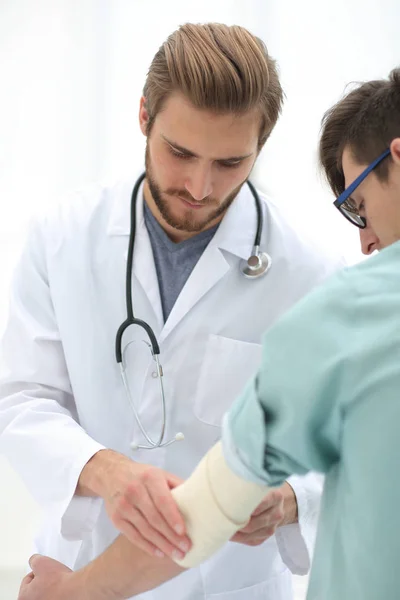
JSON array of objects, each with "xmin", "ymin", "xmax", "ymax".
[
  {"xmin": 78, "ymin": 449, "xmax": 191, "ymax": 561},
  {"xmin": 230, "ymin": 483, "xmax": 297, "ymax": 546}
]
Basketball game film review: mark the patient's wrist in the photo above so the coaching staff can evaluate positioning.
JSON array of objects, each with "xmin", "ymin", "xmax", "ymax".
[{"xmin": 75, "ymin": 565, "xmax": 123, "ymax": 600}]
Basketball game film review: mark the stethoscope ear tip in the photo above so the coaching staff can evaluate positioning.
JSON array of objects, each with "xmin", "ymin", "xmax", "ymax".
[
  {"xmin": 175, "ymin": 432, "xmax": 185, "ymax": 442},
  {"xmin": 130, "ymin": 442, "xmax": 140, "ymax": 451}
]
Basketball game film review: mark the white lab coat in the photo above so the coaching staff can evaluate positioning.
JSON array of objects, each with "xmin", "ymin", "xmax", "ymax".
[{"xmin": 0, "ymin": 177, "xmax": 345, "ymax": 599}]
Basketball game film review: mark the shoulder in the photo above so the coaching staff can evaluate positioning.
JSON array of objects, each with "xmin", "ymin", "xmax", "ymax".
[
  {"xmin": 32, "ymin": 177, "xmax": 135, "ymax": 245},
  {"xmin": 341, "ymin": 241, "xmax": 400, "ymax": 310},
  {"xmin": 269, "ymin": 245, "xmax": 396, "ymax": 340},
  {"xmin": 257, "ymin": 190, "xmax": 347, "ymax": 283}
]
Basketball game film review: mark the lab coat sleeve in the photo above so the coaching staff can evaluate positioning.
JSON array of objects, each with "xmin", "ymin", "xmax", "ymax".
[
  {"xmin": 274, "ymin": 472, "xmax": 323, "ymax": 574},
  {"xmin": 0, "ymin": 218, "xmax": 106, "ymax": 540},
  {"xmin": 222, "ymin": 268, "xmax": 351, "ymax": 573}
]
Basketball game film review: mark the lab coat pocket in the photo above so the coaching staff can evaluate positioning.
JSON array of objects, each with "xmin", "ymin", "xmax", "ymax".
[{"xmin": 194, "ymin": 334, "xmax": 262, "ymax": 427}]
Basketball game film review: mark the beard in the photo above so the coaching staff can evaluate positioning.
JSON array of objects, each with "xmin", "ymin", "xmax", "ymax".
[{"xmin": 144, "ymin": 144, "xmax": 245, "ymax": 233}]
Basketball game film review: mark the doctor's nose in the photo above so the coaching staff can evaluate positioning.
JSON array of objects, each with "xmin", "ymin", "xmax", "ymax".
[
  {"xmin": 359, "ymin": 224, "xmax": 380, "ymax": 255},
  {"xmin": 185, "ymin": 166, "xmax": 213, "ymax": 201}
]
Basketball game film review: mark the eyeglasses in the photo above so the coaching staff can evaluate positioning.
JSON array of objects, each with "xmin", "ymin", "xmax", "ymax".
[{"xmin": 334, "ymin": 148, "xmax": 391, "ymax": 228}]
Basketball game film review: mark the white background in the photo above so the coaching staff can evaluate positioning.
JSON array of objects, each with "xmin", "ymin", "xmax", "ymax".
[{"xmin": 0, "ymin": 1, "xmax": 399, "ymax": 597}]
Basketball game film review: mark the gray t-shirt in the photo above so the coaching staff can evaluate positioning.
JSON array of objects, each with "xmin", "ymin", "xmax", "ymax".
[{"xmin": 143, "ymin": 200, "xmax": 219, "ymax": 321}]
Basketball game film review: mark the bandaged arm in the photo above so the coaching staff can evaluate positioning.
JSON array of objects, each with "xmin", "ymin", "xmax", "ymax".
[
  {"xmin": 73, "ymin": 442, "xmax": 268, "ymax": 599},
  {"xmin": 171, "ymin": 440, "xmax": 269, "ymax": 567}
]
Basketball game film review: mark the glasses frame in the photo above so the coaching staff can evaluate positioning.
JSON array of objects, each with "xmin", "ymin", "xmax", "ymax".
[{"xmin": 333, "ymin": 148, "xmax": 391, "ymax": 228}]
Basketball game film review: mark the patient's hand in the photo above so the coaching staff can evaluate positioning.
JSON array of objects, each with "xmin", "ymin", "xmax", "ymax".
[
  {"xmin": 230, "ymin": 484, "xmax": 294, "ymax": 546},
  {"xmin": 18, "ymin": 555, "xmax": 89, "ymax": 600}
]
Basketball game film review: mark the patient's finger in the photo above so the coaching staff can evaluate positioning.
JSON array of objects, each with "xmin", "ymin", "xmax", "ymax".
[{"xmin": 18, "ymin": 571, "xmax": 35, "ymax": 596}]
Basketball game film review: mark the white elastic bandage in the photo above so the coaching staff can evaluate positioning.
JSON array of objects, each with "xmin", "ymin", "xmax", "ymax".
[{"xmin": 171, "ymin": 441, "xmax": 269, "ymax": 568}]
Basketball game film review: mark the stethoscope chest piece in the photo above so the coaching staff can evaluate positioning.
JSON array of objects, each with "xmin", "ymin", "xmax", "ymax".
[{"xmin": 241, "ymin": 248, "xmax": 272, "ymax": 279}]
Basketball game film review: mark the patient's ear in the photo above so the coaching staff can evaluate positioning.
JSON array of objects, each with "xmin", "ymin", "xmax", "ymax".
[{"xmin": 390, "ymin": 138, "xmax": 400, "ymax": 165}]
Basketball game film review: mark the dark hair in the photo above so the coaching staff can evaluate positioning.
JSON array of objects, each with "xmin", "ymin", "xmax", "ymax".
[{"xmin": 319, "ymin": 67, "xmax": 400, "ymax": 196}]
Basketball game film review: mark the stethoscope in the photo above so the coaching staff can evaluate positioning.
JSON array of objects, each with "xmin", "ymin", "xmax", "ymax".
[{"xmin": 115, "ymin": 172, "xmax": 271, "ymax": 450}]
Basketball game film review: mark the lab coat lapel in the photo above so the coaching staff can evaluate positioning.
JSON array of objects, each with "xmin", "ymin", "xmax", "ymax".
[
  {"xmin": 107, "ymin": 176, "xmax": 164, "ymax": 332},
  {"xmin": 107, "ymin": 179, "xmax": 259, "ymax": 341},
  {"xmin": 159, "ymin": 244, "xmax": 230, "ymax": 342},
  {"xmin": 159, "ymin": 184, "xmax": 257, "ymax": 342},
  {"xmin": 133, "ymin": 201, "xmax": 164, "ymax": 331}
]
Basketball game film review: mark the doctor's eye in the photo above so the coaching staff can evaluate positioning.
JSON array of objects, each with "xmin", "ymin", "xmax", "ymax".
[
  {"xmin": 217, "ymin": 160, "xmax": 242, "ymax": 169},
  {"xmin": 169, "ymin": 147, "xmax": 192, "ymax": 161}
]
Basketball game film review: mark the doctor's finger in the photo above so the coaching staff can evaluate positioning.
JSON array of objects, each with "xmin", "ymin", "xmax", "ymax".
[
  {"xmin": 144, "ymin": 472, "xmax": 187, "ymax": 536},
  {"xmin": 166, "ymin": 473, "xmax": 184, "ymax": 489},
  {"xmin": 137, "ymin": 494, "xmax": 191, "ymax": 551},
  {"xmin": 238, "ymin": 507, "xmax": 284, "ymax": 534},
  {"xmin": 119, "ymin": 487, "xmax": 190, "ymax": 551},
  {"xmin": 116, "ymin": 518, "xmax": 169, "ymax": 559},
  {"xmin": 251, "ymin": 490, "xmax": 284, "ymax": 516},
  {"xmin": 231, "ymin": 525, "xmax": 277, "ymax": 545},
  {"xmin": 124, "ymin": 511, "xmax": 187, "ymax": 560}
]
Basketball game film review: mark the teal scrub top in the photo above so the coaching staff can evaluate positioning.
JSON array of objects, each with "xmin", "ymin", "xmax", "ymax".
[{"xmin": 223, "ymin": 240, "xmax": 400, "ymax": 600}]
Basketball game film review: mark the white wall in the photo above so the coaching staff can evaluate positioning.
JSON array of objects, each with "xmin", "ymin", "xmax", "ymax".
[
  {"xmin": 0, "ymin": 0, "xmax": 399, "ymax": 596},
  {"xmin": 252, "ymin": 0, "xmax": 400, "ymax": 263}
]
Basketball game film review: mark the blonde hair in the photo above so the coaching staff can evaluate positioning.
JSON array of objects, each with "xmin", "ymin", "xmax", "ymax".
[{"xmin": 143, "ymin": 23, "xmax": 283, "ymax": 150}]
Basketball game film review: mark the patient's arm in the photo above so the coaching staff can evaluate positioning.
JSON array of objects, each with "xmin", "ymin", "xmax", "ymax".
[
  {"xmin": 80, "ymin": 441, "xmax": 268, "ymax": 598},
  {"xmin": 21, "ymin": 442, "xmax": 269, "ymax": 600},
  {"xmin": 19, "ymin": 539, "xmax": 184, "ymax": 600},
  {"xmin": 69, "ymin": 439, "xmax": 244, "ymax": 599},
  {"xmin": 81, "ymin": 534, "xmax": 184, "ymax": 599}
]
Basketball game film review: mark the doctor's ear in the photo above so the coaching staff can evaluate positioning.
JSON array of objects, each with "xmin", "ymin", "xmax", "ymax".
[
  {"xmin": 139, "ymin": 96, "xmax": 151, "ymax": 137},
  {"xmin": 390, "ymin": 138, "xmax": 400, "ymax": 165}
]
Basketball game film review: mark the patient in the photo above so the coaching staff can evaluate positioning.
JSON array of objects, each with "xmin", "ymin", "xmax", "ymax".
[{"xmin": 19, "ymin": 69, "xmax": 400, "ymax": 600}]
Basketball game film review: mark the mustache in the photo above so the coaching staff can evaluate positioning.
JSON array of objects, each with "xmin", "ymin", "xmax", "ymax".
[{"xmin": 165, "ymin": 189, "xmax": 217, "ymax": 205}]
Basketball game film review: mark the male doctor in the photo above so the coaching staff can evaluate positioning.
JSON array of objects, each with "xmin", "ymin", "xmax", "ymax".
[{"xmin": 0, "ymin": 23, "xmax": 343, "ymax": 600}]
